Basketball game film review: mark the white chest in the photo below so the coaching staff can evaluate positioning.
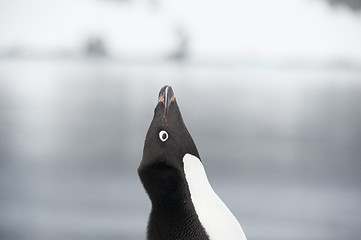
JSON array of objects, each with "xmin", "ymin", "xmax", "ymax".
[{"xmin": 183, "ymin": 154, "xmax": 247, "ymax": 240}]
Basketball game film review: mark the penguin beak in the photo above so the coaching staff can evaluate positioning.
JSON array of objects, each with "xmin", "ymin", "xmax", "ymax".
[{"xmin": 158, "ymin": 85, "xmax": 175, "ymax": 122}]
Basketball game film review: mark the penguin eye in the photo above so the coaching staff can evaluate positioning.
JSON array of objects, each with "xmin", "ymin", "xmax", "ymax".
[{"xmin": 159, "ymin": 130, "xmax": 169, "ymax": 142}]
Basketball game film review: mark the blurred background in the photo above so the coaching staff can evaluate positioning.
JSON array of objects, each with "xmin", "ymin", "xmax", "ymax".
[{"xmin": 0, "ymin": 0, "xmax": 361, "ymax": 239}]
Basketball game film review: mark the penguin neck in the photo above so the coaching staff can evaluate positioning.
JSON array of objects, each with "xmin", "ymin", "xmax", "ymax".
[
  {"xmin": 139, "ymin": 161, "xmax": 188, "ymax": 206},
  {"xmin": 143, "ymin": 162, "xmax": 209, "ymax": 240},
  {"xmin": 149, "ymin": 186, "xmax": 197, "ymax": 222}
]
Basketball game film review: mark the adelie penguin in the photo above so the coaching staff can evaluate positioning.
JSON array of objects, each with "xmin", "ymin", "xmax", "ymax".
[{"xmin": 138, "ymin": 85, "xmax": 247, "ymax": 240}]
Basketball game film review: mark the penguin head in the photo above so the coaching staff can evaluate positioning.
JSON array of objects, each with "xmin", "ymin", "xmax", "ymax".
[{"xmin": 138, "ymin": 85, "xmax": 200, "ymax": 203}]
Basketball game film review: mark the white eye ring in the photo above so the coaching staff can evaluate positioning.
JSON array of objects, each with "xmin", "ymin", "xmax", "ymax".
[{"xmin": 159, "ymin": 130, "xmax": 169, "ymax": 142}]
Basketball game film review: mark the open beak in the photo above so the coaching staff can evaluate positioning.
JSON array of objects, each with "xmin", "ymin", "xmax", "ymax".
[{"xmin": 158, "ymin": 85, "xmax": 175, "ymax": 123}]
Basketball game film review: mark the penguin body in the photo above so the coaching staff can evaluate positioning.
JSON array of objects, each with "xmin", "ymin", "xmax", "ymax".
[{"xmin": 138, "ymin": 86, "xmax": 247, "ymax": 240}]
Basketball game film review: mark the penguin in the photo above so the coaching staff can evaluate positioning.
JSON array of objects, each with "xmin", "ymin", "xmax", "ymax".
[{"xmin": 138, "ymin": 85, "xmax": 247, "ymax": 240}]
